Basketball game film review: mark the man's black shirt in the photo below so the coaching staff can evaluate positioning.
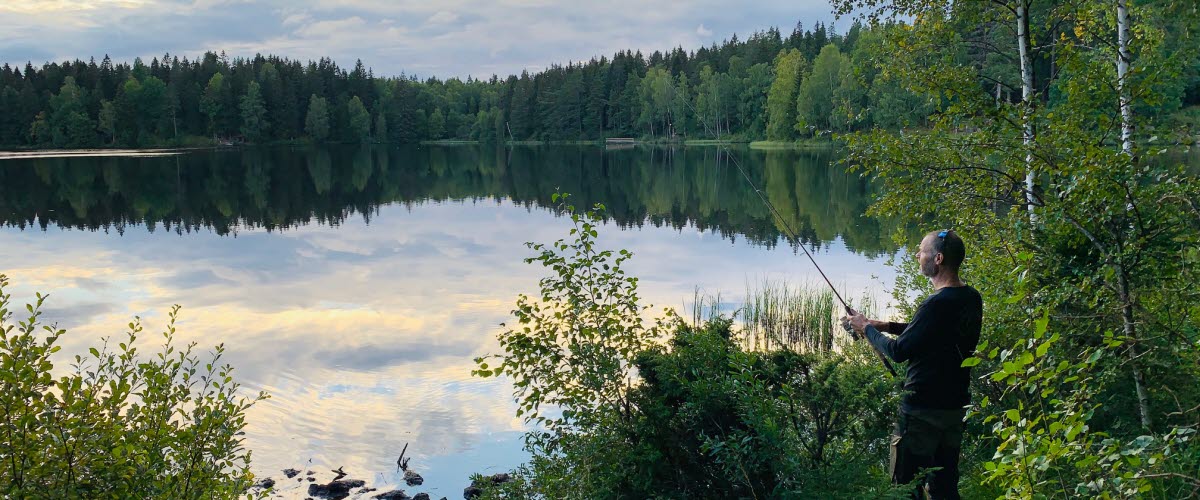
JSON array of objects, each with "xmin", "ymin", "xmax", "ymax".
[{"xmin": 863, "ymin": 285, "xmax": 983, "ymax": 411}]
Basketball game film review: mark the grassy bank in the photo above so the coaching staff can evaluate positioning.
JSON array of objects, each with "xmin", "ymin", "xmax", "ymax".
[{"xmin": 749, "ymin": 138, "xmax": 840, "ymax": 149}]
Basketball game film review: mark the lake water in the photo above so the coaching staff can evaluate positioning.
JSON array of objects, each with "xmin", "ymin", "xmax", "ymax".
[{"xmin": 0, "ymin": 144, "xmax": 901, "ymax": 497}]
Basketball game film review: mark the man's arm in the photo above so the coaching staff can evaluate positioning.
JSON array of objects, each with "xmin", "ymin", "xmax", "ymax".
[
  {"xmin": 868, "ymin": 320, "xmax": 908, "ymax": 334},
  {"xmin": 863, "ymin": 300, "xmax": 942, "ymax": 363}
]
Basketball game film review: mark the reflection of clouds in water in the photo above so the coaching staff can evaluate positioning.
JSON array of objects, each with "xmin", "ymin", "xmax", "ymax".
[
  {"xmin": 314, "ymin": 342, "xmax": 477, "ymax": 372},
  {"xmin": 169, "ymin": 268, "xmax": 238, "ymax": 289},
  {"xmin": 241, "ymin": 359, "xmax": 525, "ymax": 494},
  {"xmin": 0, "ymin": 197, "xmax": 895, "ymax": 493},
  {"xmin": 39, "ymin": 301, "xmax": 115, "ymax": 328},
  {"xmin": 72, "ymin": 276, "xmax": 109, "ymax": 291}
]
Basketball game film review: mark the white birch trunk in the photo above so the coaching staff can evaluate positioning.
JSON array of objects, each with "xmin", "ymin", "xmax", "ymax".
[
  {"xmin": 1017, "ymin": 1, "xmax": 1036, "ymax": 219},
  {"xmin": 1116, "ymin": 0, "xmax": 1152, "ymax": 430},
  {"xmin": 1117, "ymin": 0, "xmax": 1134, "ymax": 155}
]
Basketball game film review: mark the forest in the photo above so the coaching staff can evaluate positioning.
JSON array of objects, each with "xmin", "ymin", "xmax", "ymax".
[
  {"xmin": 468, "ymin": 1, "xmax": 1200, "ymax": 498},
  {"xmin": 5, "ymin": 18, "xmax": 1195, "ymax": 149},
  {"xmin": 3, "ymin": 2, "xmax": 1200, "ymax": 498}
]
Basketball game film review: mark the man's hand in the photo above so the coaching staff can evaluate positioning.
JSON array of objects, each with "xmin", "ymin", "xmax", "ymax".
[{"xmin": 841, "ymin": 310, "xmax": 869, "ymax": 337}]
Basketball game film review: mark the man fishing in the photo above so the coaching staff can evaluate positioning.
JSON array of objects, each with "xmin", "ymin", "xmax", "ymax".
[{"xmin": 843, "ymin": 229, "xmax": 983, "ymax": 500}]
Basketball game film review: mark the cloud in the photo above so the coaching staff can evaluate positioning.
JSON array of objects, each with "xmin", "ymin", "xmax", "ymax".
[
  {"xmin": 293, "ymin": 16, "xmax": 369, "ymax": 39},
  {"xmin": 0, "ymin": 0, "xmax": 840, "ymax": 78},
  {"xmin": 280, "ymin": 11, "xmax": 311, "ymax": 26},
  {"xmin": 426, "ymin": 10, "xmax": 458, "ymax": 24},
  {"xmin": 40, "ymin": 302, "xmax": 115, "ymax": 327},
  {"xmin": 313, "ymin": 342, "xmax": 477, "ymax": 371}
]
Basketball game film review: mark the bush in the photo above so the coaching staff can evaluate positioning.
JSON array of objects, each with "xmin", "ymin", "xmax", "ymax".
[
  {"xmin": 0, "ymin": 274, "xmax": 268, "ymax": 499},
  {"xmin": 968, "ymin": 310, "xmax": 1198, "ymax": 498},
  {"xmin": 628, "ymin": 319, "xmax": 900, "ymax": 498},
  {"xmin": 474, "ymin": 197, "xmax": 905, "ymax": 498}
]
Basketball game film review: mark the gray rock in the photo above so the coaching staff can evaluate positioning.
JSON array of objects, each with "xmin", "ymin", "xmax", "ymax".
[
  {"xmin": 307, "ymin": 479, "xmax": 366, "ymax": 500},
  {"xmin": 465, "ymin": 473, "xmax": 512, "ymax": 499},
  {"xmin": 403, "ymin": 470, "xmax": 424, "ymax": 486},
  {"xmin": 412, "ymin": 493, "xmax": 430, "ymax": 500},
  {"xmin": 283, "ymin": 468, "xmax": 302, "ymax": 478},
  {"xmin": 373, "ymin": 490, "xmax": 409, "ymax": 500},
  {"xmin": 252, "ymin": 477, "xmax": 276, "ymax": 489}
]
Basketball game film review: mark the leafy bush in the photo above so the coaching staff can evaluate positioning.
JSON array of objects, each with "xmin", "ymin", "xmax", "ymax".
[
  {"xmin": 0, "ymin": 274, "xmax": 268, "ymax": 499},
  {"xmin": 629, "ymin": 319, "xmax": 900, "ymax": 498},
  {"xmin": 967, "ymin": 310, "xmax": 1198, "ymax": 499},
  {"xmin": 473, "ymin": 193, "xmax": 676, "ymax": 497},
  {"xmin": 474, "ymin": 197, "xmax": 904, "ymax": 498}
]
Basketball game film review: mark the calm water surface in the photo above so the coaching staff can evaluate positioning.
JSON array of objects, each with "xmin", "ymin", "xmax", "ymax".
[{"xmin": 0, "ymin": 145, "xmax": 901, "ymax": 497}]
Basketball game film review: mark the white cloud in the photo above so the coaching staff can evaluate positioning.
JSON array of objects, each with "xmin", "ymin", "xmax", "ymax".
[
  {"xmin": 1, "ymin": 0, "xmax": 840, "ymax": 78},
  {"xmin": 280, "ymin": 11, "xmax": 311, "ymax": 26},
  {"xmin": 293, "ymin": 16, "xmax": 369, "ymax": 38},
  {"xmin": 426, "ymin": 10, "xmax": 458, "ymax": 24}
]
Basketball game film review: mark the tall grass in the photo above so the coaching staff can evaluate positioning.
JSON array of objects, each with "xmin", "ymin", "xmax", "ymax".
[
  {"xmin": 689, "ymin": 281, "xmax": 881, "ymax": 353},
  {"xmin": 689, "ymin": 287, "xmax": 724, "ymax": 327},
  {"xmin": 734, "ymin": 280, "xmax": 878, "ymax": 350},
  {"xmin": 740, "ymin": 280, "xmax": 836, "ymax": 352}
]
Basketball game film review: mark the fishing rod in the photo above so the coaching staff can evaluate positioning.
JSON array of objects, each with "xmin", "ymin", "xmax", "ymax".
[{"xmin": 677, "ymin": 98, "xmax": 897, "ymax": 377}]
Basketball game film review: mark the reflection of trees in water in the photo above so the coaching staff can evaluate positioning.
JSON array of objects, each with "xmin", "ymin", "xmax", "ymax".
[{"xmin": 0, "ymin": 145, "xmax": 897, "ymax": 254}]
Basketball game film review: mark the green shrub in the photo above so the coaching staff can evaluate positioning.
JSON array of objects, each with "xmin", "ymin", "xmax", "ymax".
[
  {"xmin": 0, "ymin": 274, "xmax": 268, "ymax": 499},
  {"xmin": 630, "ymin": 319, "xmax": 900, "ymax": 498},
  {"xmin": 967, "ymin": 310, "xmax": 1198, "ymax": 499},
  {"xmin": 474, "ymin": 197, "xmax": 905, "ymax": 498}
]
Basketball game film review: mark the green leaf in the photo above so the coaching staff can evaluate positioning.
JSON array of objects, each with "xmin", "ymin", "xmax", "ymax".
[
  {"xmin": 1034, "ymin": 310, "xmax": 1049, "ymax": 339},
  {"xmin": 961, "ymin": 357, "xmax": 981, "ymax": 367},
  {"xmin": 1035, "ymin": 341, "xmax": 1051, "ymax": 358}
]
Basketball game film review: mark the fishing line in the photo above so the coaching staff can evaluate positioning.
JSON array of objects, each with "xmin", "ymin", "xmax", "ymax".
[{"xmin": 678, "ymin": 96, "xmax": 897, "ymax": 376}]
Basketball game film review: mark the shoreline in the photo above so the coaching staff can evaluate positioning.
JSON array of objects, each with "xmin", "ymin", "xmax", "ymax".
[
  {"xmin": 2, "ymin": 138, "xmax": 842, "ymax": 158},
  {"xmin": 0, "ymin": 148, "xmax": 208, "ymax": 160}
]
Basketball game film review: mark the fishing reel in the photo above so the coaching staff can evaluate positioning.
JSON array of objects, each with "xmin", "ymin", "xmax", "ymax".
[
  {"xmin": 841, "ymin": 317, "xmax": 860, "ymax": 341},
  {"xmin": 840, "ymin": 307, "xmax": 861, "ymax": 341}
]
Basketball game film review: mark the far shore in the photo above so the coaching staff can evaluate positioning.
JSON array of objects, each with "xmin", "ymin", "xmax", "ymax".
[
  {"xmin": 2, "ymin": 140, "xmax": 840, "ymax": 159},
  {"xmin": 0, "ymin": 148, "xmax": 201, "ymax": 160}
]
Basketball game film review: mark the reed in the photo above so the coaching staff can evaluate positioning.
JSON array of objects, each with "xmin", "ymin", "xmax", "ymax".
[
  {"xmin": 740, "ymin": 280, "xmax": 836, "ymax": 352},
  {"xmin": 689, "ymin": 286, "xmax": 724, "ymax": 327}
]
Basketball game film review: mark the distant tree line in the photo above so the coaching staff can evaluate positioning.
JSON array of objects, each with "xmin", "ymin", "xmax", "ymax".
[{"xmin": 3, "ymin": 18, "xmax": 1198, "ymax": 149}]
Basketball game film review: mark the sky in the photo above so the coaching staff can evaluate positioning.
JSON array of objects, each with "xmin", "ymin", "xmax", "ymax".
[{"xmin": 0, "ymin": 0, "xmax": 846, "ymax": 79}]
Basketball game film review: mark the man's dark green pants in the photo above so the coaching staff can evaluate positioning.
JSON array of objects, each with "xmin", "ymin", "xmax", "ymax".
[{"xmin": 890, "ymin": 407, "xmax": 966, "ymax": 500}]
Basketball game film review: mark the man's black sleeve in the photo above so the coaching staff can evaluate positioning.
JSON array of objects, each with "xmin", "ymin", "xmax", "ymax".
[{"xmin": 863, "ymin": 298, "xmax": 943, "ymax": 363}]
